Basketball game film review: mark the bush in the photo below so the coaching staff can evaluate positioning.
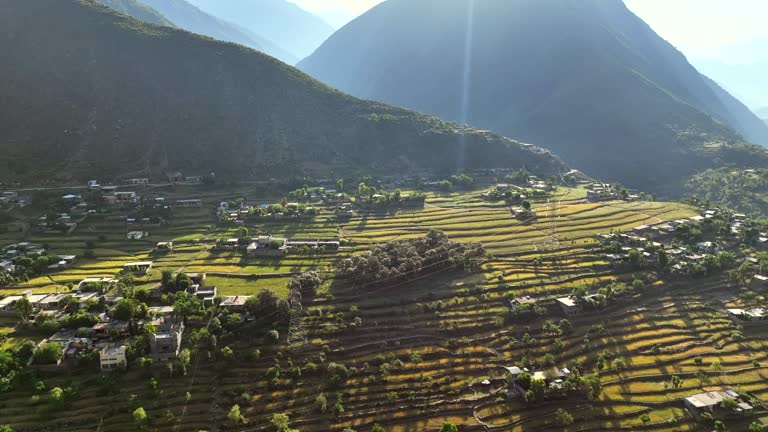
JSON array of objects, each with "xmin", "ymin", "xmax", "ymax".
[{"xmin": 34, "ymin": 343, "xmax": 62, "ymax": 364}]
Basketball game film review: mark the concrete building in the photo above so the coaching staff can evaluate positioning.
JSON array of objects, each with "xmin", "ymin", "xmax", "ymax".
[{"xmin": 99, "ymin": 346, "xmax": 127, "ymax": 370}]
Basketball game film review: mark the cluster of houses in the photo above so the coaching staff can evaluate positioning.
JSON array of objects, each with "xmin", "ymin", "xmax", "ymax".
[
  {"xmin": 0, "ymin": 191, "xmax": 30, "ymax": 209},
  {"xmin": 585, "ymin": 183, "xmax": 640, "ymax": 202},
  {"xmin": 217, "ymin": 235, "xmax": 342, "ymax": 257},
  {"xmin": 0, "ymin": 269, "xmax": 254, "ymax": 371},
  {"xmin": 1, "ymin": 243, "xmax": 79, "ymax": 276},
  {"xmin": 217, "ymin": 200, "xmax": 319, "ymax": 225},
  {"xmin": 504, "ymin": 365, "xmax": 572, "ymax": 397},
  {"xmin": 596, "ymin": 208, "xmax": 750, "ymax": 274}
]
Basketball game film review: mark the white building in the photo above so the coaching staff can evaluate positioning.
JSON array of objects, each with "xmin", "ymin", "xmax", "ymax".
[{"xmin": 99, "ymin": 345, "xmax": 127, "ymax": 370}]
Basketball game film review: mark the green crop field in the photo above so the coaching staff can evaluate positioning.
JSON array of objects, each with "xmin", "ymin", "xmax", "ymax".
[{"xmin": 4, "ymin": 182, "xmax": 767, "ymax": 432}]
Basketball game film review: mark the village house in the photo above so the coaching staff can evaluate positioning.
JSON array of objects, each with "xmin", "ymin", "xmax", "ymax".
[
  {"xmin": 0, "ymin": 295, "xmax": 22, "ymax": 312},
  {"xmin": 286, "ymin": 238, "xmax": 341, "ymax": 254},
  {"xmin": 124, "ymin": 178, "xmax": 150, "ymax": 186},
  {"xmin": 148, "ymin": 306, "xmax": 174, "ymax": 319},
  {"xmin": 127, "ymin": 231, "xmax": 148, "ymax": 240},
  {"xmin": 155, "ymin": 241, "xmax": 173, "ymax": 253},
  {"xmin": 77, "ymin": 277, "xmax": 116, "ymax": 292},
  {"xmin": 38, "ymin": 293, "xmax": 67, "ymax": 310},
  {"xmin": 684, "ymin": 390, "xmax": 752, "ymax": 417},
  {"xmin": 114, "ymin": 191, "xmax": 138, "ymax": 203},
  {"xmin": 509, "ymin": 295, "xmax": 536, "ymax": 309},
  {"xmin": 92, "ymin": 319, "xmax": 130, "ymax": 339},
  {"xmin": 175, "ymin": 199, "xmax": 203, "ymax": 208},
  {"xmin": 150, "ymin": 321, "xmax": 184, "ymax": 361},
  {"xmin": 727, "ymin": 307, "xmax": 767, "ymax": 322},
  {"xmin": 556, "ymin": 297, "xmax": 583, "ymax": 316},
  {"xmin": 220, "ymin": 296, "xmax": 251, "ymax": 313},
  {"xmin": 47, "ymin": 255, "xmax": 77, "ymax": 271},
  {"xmin": 246, "ymin": 235, "xmax": 287, "ymax": 257},
  {"xmin": 123, "ymin": 261, "xmax": 153, "ymax": 276},
  {"xmin": 187, "ymin": 284, "xmax": 217, "ymax": 306},
  {"xmin": 99, "ymin": 345, "xmax": 127, "ymax": 370}
]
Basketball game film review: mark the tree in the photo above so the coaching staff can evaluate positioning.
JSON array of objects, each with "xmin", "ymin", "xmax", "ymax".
[
  {"xmin": 714, "ymin": 420, "xmax": 726, "ymax": 432},
  {"xmin": 721, "ymin": 397, "xmax": 738, "ymax": 410},
  {"xmin": 133, "ymin": 407, "xmax": 148, "ymax": 429},
  {"xmin": 112, "ymin": 298, "xmax": 139, "ymax": 321},
  {"xmin": 439, "ymin": 422, "xmax": 458, "ymax": 432},
  {"xmin": 178, "ymin": 348, "xmax": 191, "ymax": 375},
  {"xmin": 555, "ymin": 408, "xmax": 574, "ymax": 426},
  {"xmin": 34, "ymin": 343, "xmax": 62, "ymax": 364},
  {"xmin": 315, "ymin": 393, "xmax": 328, "ymax": 413},
  {"xmin": 173, "ymin": 292, "xmax": 204, "ymax": 321},
  {"xmin": 336, "ymin": 179, "xmax": 344, "ymax": 193},
  {"xmin": 371, "ymin": 424, "xmax": 386, "ymax": 432},
  {"xmin": 14, "ymin": 296, "xmax": 32, "ymax": 325},
  {"xmin": 228, "ymin": 404, "xmax": 245, "ymax": 425},
  {"xmin": 0, "ymin": 425, "xmax": 14, "ymax": 432},
  {"xmin": 271, "ymin": 413, "xmax": 297, "ymax": 432},
  {"xmin": 749, "ymin": 421, "xmax": 765, "ymax": 432},
  {"xmin": 49, "ymin": 386, "xmax": 64, "ymax": 402},
  {"xmin": 530, "ymin": 378, "xmax": 546, "ymax": 401},
  {"xmin": 522, "ymin": 200, "xmax": 532, "ymax": 211}
]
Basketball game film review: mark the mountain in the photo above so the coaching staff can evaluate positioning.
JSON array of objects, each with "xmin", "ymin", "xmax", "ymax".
[
  {"xmin": 755, "ymin": 107, "xmax": 768, "ymax": 128},
  {"xmin": 299, "ymin": 0, "xmax": 768, "ymax": 192},
  {"xmin": 95, "ymin": 0, "xmax": 296, "ymax": 64},
  {"xmin": 186, "ymin": 0, "xmax": 334, "ymax": 62},
  {"xmin": 0, "ymin": 0, "xmax": 566, "ymax": 183},
  {"xmin": 694, "ymin": 59, "xmax": 768, "ymax": 110},
  {"xmin": 93, "ymin": 0, "xmax": 173, "ymax": 26}
]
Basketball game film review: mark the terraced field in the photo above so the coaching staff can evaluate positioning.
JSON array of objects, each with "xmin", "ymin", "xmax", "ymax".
[{"xmin": 6, "ymin": 184, "xmax": 768, "ymax": 431}]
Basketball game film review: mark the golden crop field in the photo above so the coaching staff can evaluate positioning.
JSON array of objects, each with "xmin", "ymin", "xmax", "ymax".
[{"xmin": 4, "ymin": 183, "xmax": 766, "ymax": 432}]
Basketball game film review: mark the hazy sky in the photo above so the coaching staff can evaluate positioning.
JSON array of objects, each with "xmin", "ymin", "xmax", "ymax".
[{"xmin": 290, "ymin": 0, "xmax": 768, "ymax": 62}]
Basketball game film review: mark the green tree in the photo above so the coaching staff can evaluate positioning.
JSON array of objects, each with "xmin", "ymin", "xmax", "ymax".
[
  {"xmin": 34, "ymin": 343, "xmax": 63, "ymax": 364},
  {"xmin": 371, "ymin": 424, "xmax": 386, "ymax": 432},
  {"xmin": 133, "ymin": 407, "xmax": 148, "ymax": 429},
  {"xmin": 178, "ymin": 348, "xmax": 191, "ymax": 375},
  {"xmin": 749, "ymin": 421, "xmax": 765, "ymax": 432},
  {"xmin": 714, "ymin": 420, "xmax": 726, "ymax": 432},
  {"xmin": 14, "ymin": 296, "xmax": 32, "ymax": 325},
  {"xmin": 0, "ymin": 425, "xmax": 14, "ymax": 432},
  {"xmin": 439, "ymin": 422, "xmax": 458, "ymax": 432},
  {"xmin": 271, "ymin": 413, "xmax": 297, "ymax": 432},
  {"xmin": 228, "ymin": 404, "xmax": 245, "ymax": 425},
  {"xmin": 555, "ymin": 408, "xmax": 574, "ymax": 426}
]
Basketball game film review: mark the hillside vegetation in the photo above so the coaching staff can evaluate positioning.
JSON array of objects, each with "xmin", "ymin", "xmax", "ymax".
[
  {"xmin": 300, "ymin": 0, "xmax": 768, "ymax": 193},
  {"xmin": 92, "ymin": 0, "xmax": 172, "ymax": 26},
  {"xmin": 686, "ymin": 167, "xmax": 768, "ymax": 216},
  {"xmin": 0, "ymin": 0, "xmax": 566, "ymax": 183}
]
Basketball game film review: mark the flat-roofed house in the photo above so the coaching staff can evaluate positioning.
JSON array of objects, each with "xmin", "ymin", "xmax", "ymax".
[
  {"xmin": 100, "ymin": 345, "xmax": 127, "ymax": 370},
  {"xmin": 556, "ymin": 297, "xmax": 583, "ymax": 316},
  {"xmin": 123, "ymin": 261, "xmax": 153, "ymax": 276}
]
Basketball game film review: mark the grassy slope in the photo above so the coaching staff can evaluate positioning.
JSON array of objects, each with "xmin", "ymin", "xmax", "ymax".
[
  {"xmin": 0, "ymin": 0, "xmax": 566, "ymax": 183},
  {"xmin": 92, "ymin": 0, "xmax": 173, "ymax": 26}
]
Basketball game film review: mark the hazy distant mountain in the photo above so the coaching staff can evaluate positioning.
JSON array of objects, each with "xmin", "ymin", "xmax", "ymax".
[
  {"xmin": 300, "ymin": 0, "xmax": 768, "ymax": 192},
  {"xmin": 94, "ymin": 0, "xmax": 173, "ymax": 26},
  {"xmin": 96, "ymin": 0, "xmax": 296, "ymax": 64},
  {"xmin": 186, "ymin": 0, "xmax": 334, "ymax": 62},
  {"xmin": 0, "ymin": 0, "xmax": 566, "ymax": 183},
  {"xmin": 694, "ymin": 59, "xmax": 768, "ymax": 110}
]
